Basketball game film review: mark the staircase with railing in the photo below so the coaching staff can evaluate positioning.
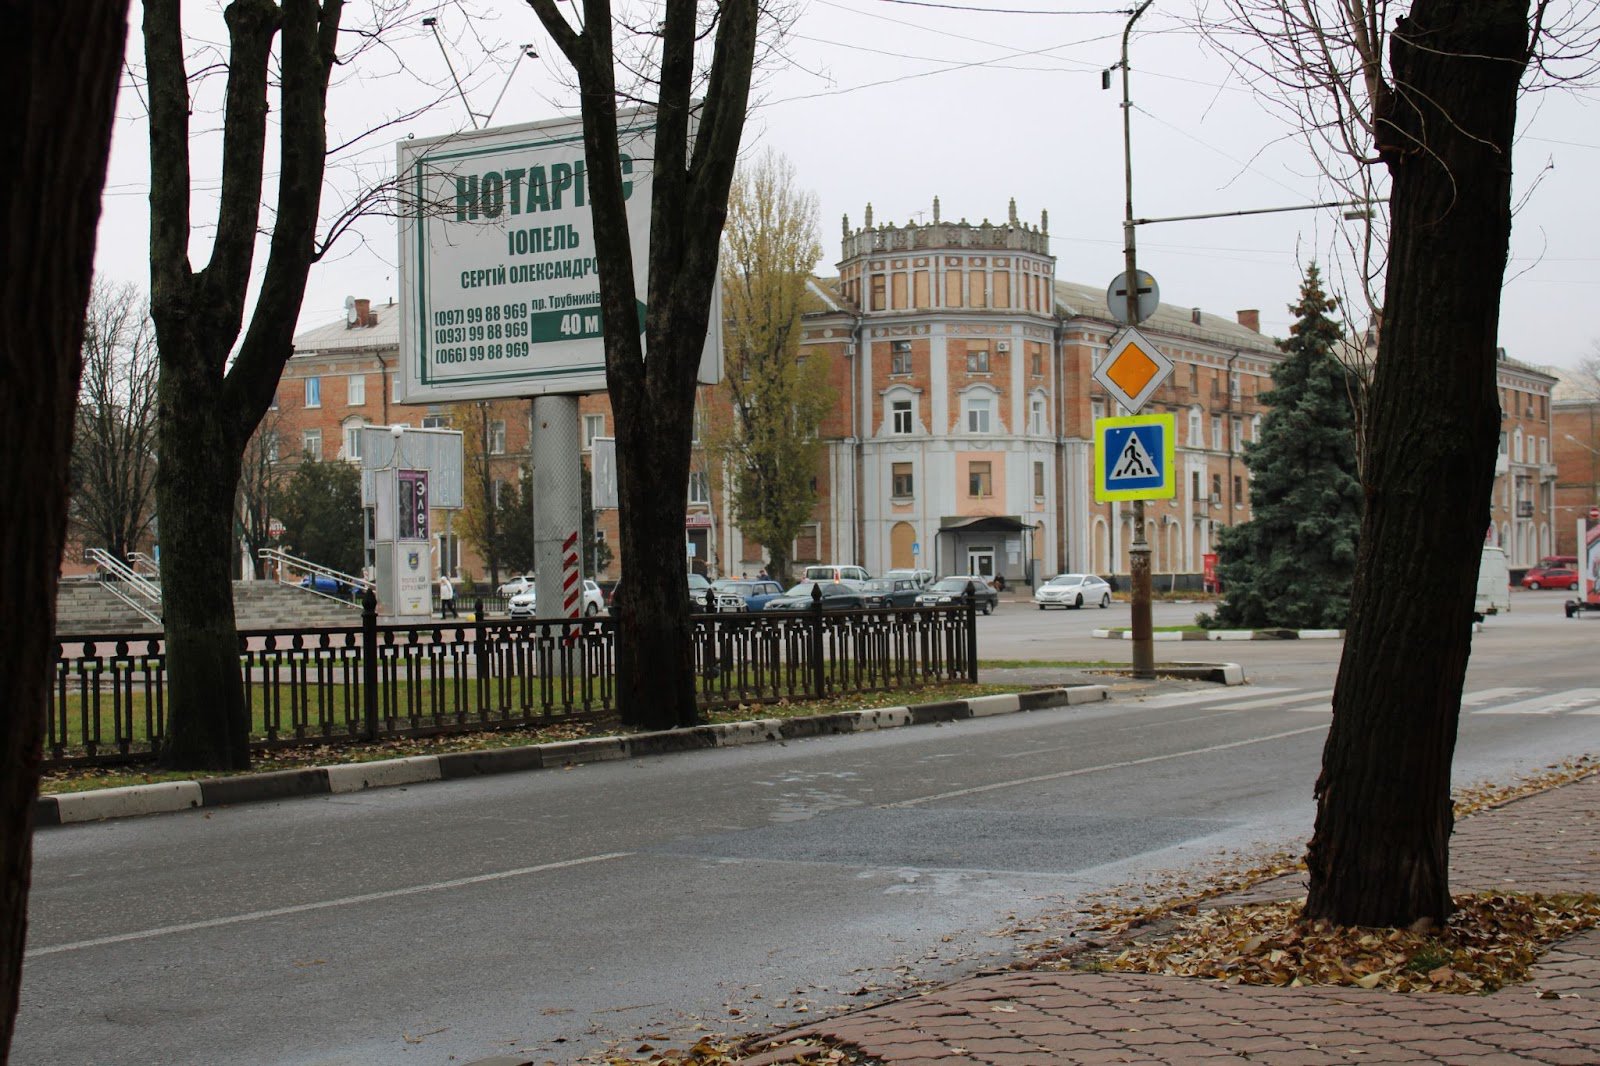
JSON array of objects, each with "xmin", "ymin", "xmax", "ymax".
[
  {"xmin": 256, "ymin": 547, "xmax": 371, "ymax": 609},
  {"xmin": 81, "ymin": 547, "xmax": 162, "ymax": 627}
]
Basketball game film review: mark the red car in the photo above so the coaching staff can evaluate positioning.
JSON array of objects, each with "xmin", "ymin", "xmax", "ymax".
[{"xmin": 1522, "ymin": 567, "xmax": 1580, "ymax": 591}]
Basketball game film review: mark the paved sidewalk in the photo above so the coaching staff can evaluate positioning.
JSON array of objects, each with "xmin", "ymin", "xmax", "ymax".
[{"xmin": 743, "ymin": 772, "xmax": 1600, "ymax": 1065}]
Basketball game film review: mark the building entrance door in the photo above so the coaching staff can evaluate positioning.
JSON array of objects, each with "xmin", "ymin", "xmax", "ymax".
[{"xmin": 966, "ymin": 546, "xmax": 995, "ymax": 577}]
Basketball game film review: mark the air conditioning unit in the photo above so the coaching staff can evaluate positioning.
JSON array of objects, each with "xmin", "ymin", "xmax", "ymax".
[
  {"xmin": 996, "ymin": 341, "xmax": 1010, "ymax": 352},
  {"xmin": 845, "ymin": 343, "xmax": 856, "ymax": 356},
  {"xmin": 891, "ymin": 340, "xmax": 911, "ymax": 352}
]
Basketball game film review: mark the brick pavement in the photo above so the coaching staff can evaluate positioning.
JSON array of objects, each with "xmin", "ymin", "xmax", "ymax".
[{"xmin": 742, "ymin": 773, "xmax": 1600, "ymax": 1065}]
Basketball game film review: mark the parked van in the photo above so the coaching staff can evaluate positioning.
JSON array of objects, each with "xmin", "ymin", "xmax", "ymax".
[
  {"xmin": 802, "ymin": 564, "xmax": 870, "ymax": 586},
  {"xmin": 1475, "ymin": 546, "xmax": 1511, "ymax": 618}
]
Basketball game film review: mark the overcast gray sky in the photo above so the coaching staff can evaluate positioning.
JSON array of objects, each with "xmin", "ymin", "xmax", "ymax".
[{"xmin": 93, "ymin": 1, "xmax": 1600, "ymax": 371}]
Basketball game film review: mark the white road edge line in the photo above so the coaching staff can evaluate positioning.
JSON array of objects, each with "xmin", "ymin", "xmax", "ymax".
[
  {"xmin": 26, "ymin": 851, "xmax": 634, "ymax": 959},
  {"xmin": 888, "ymin": 724, "xmax": 1330, "ymax": 808}
]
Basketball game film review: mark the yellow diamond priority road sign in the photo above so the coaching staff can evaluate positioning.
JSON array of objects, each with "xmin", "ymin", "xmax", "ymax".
[{"xmin": 1093, "ymin": 327, "xmax": 1173, "ymax": 414}]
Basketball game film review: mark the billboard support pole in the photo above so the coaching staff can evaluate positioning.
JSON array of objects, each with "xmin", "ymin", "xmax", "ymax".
[{"xmin": 532, "ymin": 395, "xmax": 586, "ymax": 625}]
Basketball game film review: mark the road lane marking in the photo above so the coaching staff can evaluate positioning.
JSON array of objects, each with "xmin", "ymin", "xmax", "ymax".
[
  {"xmin": 1131, "ymin": 687, "xmax": 1294, "ymax": 709},
  {"xmin": 1461, "ymin": 687, "xmax": 1536, "ymax": 706},
  {"xmin": 1211, "ymin": 689, "xmax": 1332, "ymax": 712},
  {"xmin": 26, "ymin": 851, "xmax": 634, "ymax": 959},
  {"xmin": 1471, "ymin": 688, "xmax": 1600, "ymax": 716},
  {"xmin": 888, "ymin": 724, "xmax": 1329, "ymax": 808}
]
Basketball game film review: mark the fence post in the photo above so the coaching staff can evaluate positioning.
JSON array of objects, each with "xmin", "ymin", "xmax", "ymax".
[
  {"xmin": 964, "ymin": 581, "xmax": 979, "ymax": 684},
  {"xmin": 809, "ymin": 583, "xmax": 826, "ymax": 698},
  {"xmin": 474, "ymin": 597, "xmax": 487, "ymax": 713},
  {"xmin": 362, "ymin": 589, "xmax": 379, "ymax": 741}
]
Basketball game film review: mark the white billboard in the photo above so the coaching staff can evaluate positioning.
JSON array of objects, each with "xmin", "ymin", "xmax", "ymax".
[{"xmin": 397, "ymin": 108, "xmax": 721, "ymax": 402}]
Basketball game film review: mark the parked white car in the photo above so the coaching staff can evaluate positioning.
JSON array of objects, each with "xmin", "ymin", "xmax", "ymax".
[
  {"xmin": 1033, "ymin": 573, "xmax": 1113, "ymax": 610},
  {"xmin": 508, "ymin": 579, "xmax": 606, "ymax": 618},
  {"xmin": 497, "ymin": 574, "xmax": 536, "ymax": 597}
]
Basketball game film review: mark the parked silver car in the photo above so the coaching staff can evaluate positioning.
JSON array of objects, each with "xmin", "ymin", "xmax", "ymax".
[
  {"xmin": 508, "ymin": 579, "xmax": 605, "ymax": 618},
  {"xmin": 1033, "ymin": 573, "xmax": 1113, "ymax": 610}
]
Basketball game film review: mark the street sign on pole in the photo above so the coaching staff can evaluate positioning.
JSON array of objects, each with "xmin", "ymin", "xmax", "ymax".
[
  {"xmin": 1093, "ymin": 327, "xmax": 1173, "ymax": 414},
  {"xmin": 1095, "ymin": 413, "xmax": 1176, "ymax": 502},
  {"xmin": 1106, "ymin": 269, "xmax": 1159, "ymax": 325}
]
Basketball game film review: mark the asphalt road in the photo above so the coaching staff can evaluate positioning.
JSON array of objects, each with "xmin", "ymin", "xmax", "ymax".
[{"xmin": 15, "ymin": 590, "xmax": 1600, "ymax": 1066}]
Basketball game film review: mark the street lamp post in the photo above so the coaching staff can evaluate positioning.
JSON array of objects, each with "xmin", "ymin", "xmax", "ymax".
[{"xmin": 1118, "ymin": 0, "xmax": 1155, "ymax": 679}]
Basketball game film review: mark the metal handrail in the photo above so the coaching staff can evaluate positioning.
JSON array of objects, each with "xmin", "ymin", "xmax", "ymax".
[
  {"xmin": 257, "ymin": 547, "xmax": 372, "ymax": 606},
  {"xmin": 84, "ymin": 547, "xmax": 162, "ymax": 626},
  {"xmin": 127, "ymin": 551, "xmax": 159, "ymax": 577}
]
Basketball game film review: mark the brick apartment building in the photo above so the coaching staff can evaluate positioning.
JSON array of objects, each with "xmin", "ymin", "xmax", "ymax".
[{"xmin": 1552, "ymin": 372, "xmax": 1600, "ymax": 557}]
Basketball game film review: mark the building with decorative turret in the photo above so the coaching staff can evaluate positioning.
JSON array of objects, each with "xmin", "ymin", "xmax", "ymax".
[{"xmin": 715, "ymin": 199, "xmax": 1281, "ymax": 584}]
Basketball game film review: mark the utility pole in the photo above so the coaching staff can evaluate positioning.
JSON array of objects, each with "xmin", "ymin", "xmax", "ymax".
[{"xmin": 1119, "ymin": 0, "xmax": 1155, "ymax": 679}]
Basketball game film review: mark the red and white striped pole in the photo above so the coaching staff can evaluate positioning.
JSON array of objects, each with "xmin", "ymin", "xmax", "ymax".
[{"xmin": 530, "ymin": 396, "xmax": 586, "ymax": 634}]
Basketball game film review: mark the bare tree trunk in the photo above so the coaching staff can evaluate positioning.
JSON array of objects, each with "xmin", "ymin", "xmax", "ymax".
[
  {"xmin": 0, "ymin": 5, "xmax": 127, "ymax": 1059},
  {"xmin": 1305, "ymin": 0, "xmax": 1529, "ymax": 927},
  {"xmin": 154, "ymin": 343, "xmax": 251, "ymax": 769}
]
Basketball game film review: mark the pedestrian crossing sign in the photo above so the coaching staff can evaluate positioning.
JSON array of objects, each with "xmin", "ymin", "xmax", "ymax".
[{"xmin": 1095, "ymin": 413, "xmax": 1175, "ymax": 502}]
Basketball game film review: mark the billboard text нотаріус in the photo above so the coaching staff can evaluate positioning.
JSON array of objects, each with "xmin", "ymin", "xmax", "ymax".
[{"xmin": 397, "ymin": 108, "xmax": 721, "ymax": 402}]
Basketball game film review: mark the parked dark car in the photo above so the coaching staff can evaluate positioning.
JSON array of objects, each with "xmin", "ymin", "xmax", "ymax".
[
  {"xmin": 860, "ymin": 576, "xmax": 922, "ymax": 608},
  {"xmin": 763, "ymin": 581, "xmax": 867, "ymax": 611},
  {"xmin": 711, "ymin": 578, "xmax": 785, "ymax": 612},
  {"xmin": 1523, "ymin": 566, "xmax": 1580, "ymax": 591},
  {"xmin": 608, "ymin": 574, "xmax": 719, "ymax": 612},
  {"xmin": 915, "ymin": 575, "xmax": 999, "ymax": 615}
]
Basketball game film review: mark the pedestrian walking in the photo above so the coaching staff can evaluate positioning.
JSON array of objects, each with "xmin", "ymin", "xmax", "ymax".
[{"xmin": 439, "ymin": 573, "xmax": 457, "ymax": 619}]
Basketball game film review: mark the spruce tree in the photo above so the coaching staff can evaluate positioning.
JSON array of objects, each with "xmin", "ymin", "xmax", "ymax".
[{"xmin": 1209, "ymin": 264, "xmax": 1362, "ymax": 630}]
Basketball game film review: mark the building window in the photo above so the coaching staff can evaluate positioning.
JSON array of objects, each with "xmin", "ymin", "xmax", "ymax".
[
  {"xmin": 1229, "ymin": 374, "xmax": 1241, "ymax": 401},
  {"xmin": 692, "ymin": 408, "xmax": 705, "ymax": 444},
  {"xmin": 347, "ymin": 374, "xmax": 366, "ymax": 406},
  {"xmin": 1251, "ymin": 414, "xmax": 1261, "ymax": 441},
  {"xmin": 688, "ymin": 470, "xmax": 710, "ymax": 504},
  {"xmin": 421, "ymin": 414, "xmax": 448, "ymax": 429},
  {"xmin": 892, "ymin": 462, "xmax": 914, "ymax": 498},
  {"xmin": 892, "ymin": 399, "xmax": 913, "ymax": 434},
  {"xmin": 491, "ymin": 478, "xmax": 505, "ymax": 508},
  {"xmin": 891, "ymin": 342, "xmax": 912, "ymax": 375},
  {"xmin": 1233, "ymin": 474, "xmax": 1245, "ymax": 507},
  {"xmin": 304, "ymin": 376, "xmax": 321, "ymax": 408},
  {"xmin": 1211, "ymin": 473, "xmax": 1223, "ymax": 502},
  {"xmin": 302, "ymin": 428, "xmax": 322, "ymax": 460},
  {"xmin": 1211, "ymin": 415, "xmax": 1223, "ymax": 451},
  {"xmin": 1092, "ymin": 398, "xmax": 1107, "ymax": 422},
  {"xmin": 1191, "ymin": 471, "xmax": 1201, "ymax": 501},
  {"xmin": 1231, "ymin": 417, "xmax": 1243, "ymax": 449},
  {"xmin": 870, "ymin": 275, "xmax": 886, "ymax": 311},
  {"xmin": 264, "ymin": 431, "xmax": 279, "ymax": 464},
  {"xmin": 391, "ymin": 376, "xmax": 402, "ymax": 403},
  {"xmin": 1033, "ymin": 461, "xmax": 1045, "ymax": 498},
  {"xmin": 1513, "ymin": 427, "xmax": 1524, "ymax": 463},
  {"xmin": 966, "ymin": 396, "xmax": 992, "ymax": 434},
  {"xmin": 1188, "ymin": 407, "xmax": 1203, "ymax": 447},
  {"xmin": 1030, "ymin": 395, "xmax": 1046, "ymax": 435},
  {"xmin": 584, "ymin": 414, "xmax": 605, "ymax": 449},
  {"xmin": 343, "ymin": 421, "xmax": 364, "ymax": 460},
  {"xmin": 488, "ymin": 419, "xmax": 506, "ymax": 455},
  {"xmin": 1031, "ymin": 350, "xmax": 1043, "ymax": 376},
  {"xmin": 968, "ymin": 460, "xmax": 992, "ymax": 498},
  {"xmin": 966, "ymin": 349, "xmax": 990, "ymax": 374}
]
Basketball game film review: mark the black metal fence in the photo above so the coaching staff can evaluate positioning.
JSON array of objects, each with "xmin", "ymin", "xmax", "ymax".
[{"xmin": 47, "ymin": 591, "xmax": 978, "ymax": 769}]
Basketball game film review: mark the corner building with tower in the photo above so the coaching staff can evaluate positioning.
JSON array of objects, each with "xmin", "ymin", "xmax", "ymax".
[{"xmin": 735, "ymin": 198, "xmax": 1285, "ymax": 585}]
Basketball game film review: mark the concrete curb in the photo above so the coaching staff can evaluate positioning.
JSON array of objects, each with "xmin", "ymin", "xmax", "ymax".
[
  {"xmin": 1091, "ymin": 627, "xmax": 1344, "ymax": 641},
  {"xmin": 35, "ymin": 683, "xmax": 1118, "ymax": 828}
]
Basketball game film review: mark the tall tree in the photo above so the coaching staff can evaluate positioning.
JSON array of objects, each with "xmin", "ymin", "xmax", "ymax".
[
  {"xmin": 526, "ymin": 0, "xmax": 763, "ymax": 729},
  {"xmin": 145, "ymin": 0, "xmax": 343, "ymax": 770},
  {"xmin": 454, "ymin": 399, "xmax": 524, "ymax": 587},
  {"xmin": 0, "ymin": 5, "xmax": 127, "ymax": 1060},
  {"xmin": 237, "ymin": 410, "xmax": 286, "ymax": 579},
  {"xmin": 70, "ymin": 280, "xmax": 160, "ymax": 563},
  {"xmin": 1304, "ymin": 0, "xmax": 1533, "ymax": 926},
  {"xmin": 1209, "ymin": 265, "xmax": 1361, "ymax": 630},
  {"xmin": 277, "ymin": 458, "xmax": 363, "ymax": 576},
  {"xmin": 1208, "ymin": 0, "xmax": 1584, "ymax": 925},
  {"xmin": 710, "ymin": 150, "xmax": 831, "ymax": 587}
]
